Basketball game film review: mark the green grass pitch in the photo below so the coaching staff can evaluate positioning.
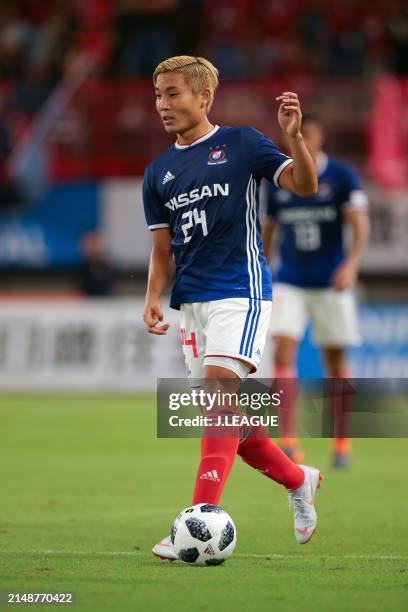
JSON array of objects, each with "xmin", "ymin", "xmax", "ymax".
[{"xmin": 1, "ymin": 394, "xmax": 407, "ymax": 612}]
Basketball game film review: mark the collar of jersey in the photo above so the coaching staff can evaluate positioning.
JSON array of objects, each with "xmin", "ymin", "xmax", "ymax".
[
  {"xmin": 174, "ymin": 125, "xmax": 219, "ymax": 149},
  {"xmin": 316, "ymin": 152, "xmax": 329, "ymax": 177}
]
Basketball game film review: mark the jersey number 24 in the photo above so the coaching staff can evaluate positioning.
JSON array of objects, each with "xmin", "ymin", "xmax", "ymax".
[{"xmin": 181, "ymin": 209, "xmax": 208, "ymax": 243}]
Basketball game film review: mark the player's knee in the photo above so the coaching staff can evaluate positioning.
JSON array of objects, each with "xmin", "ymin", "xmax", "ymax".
[
  {"xmin": 323, "ymin": 348, "xmax": 347, "ymax": 377},
  {"xmin": 203, "ymin": 358, "xmax": 251, "ymax": 382},
  {"xmin": 274, "ymin": 336, "xmax": 297, "ymax": 368}
]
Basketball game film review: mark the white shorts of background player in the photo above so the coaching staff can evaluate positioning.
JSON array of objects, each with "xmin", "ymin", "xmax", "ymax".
[
  {"xmin": 180, "ymin": 297, "xmax": 272, "ymax": 380},
  {"xmin": 270, "ymin": 282, "xmax": 360, "ymax": 347}
]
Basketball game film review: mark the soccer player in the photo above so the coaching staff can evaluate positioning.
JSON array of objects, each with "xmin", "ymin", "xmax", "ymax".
[
  {"xmin": 142, "ymin": 55, "xmax": 323, "ymax": 560},
  {"xmin": 262, "ymin": 114, "xmax": 370, "ymax": 468}
]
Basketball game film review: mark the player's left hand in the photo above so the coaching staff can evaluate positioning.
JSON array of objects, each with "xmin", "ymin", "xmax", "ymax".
[
  {"xmin": 276, "ymin": 92, "xmax": 302, "ymax": 138},
  {"xmin": 330, "ymin": 259, "xmax": 358, "ymax": 291}
]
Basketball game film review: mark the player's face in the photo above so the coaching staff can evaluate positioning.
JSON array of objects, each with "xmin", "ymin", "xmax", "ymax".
[
  {"xmin": 301, "ymin": 121, "xmax": 324, "ymax": 157},
  {"xmin": 155, "ymin": 72, "xmax": 209, "ymax": 135}
]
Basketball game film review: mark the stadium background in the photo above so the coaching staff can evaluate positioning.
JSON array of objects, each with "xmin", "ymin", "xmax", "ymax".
[
  {"xmin": 0, "ymin": 2, "xmax": 408, "ymax": 611},
  {"xmin": 0, "ymin": 0, "xmax": 407, "ymax": 387}
]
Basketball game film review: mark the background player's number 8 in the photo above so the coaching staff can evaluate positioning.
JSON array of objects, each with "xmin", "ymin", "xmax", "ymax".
[
  {"xmin": 181, "ymin": 208, "xmax": 208, "ymax": 243},
  {"xmin": 294, "ymin": 221, "xmax": 321, "ymax": 251}
]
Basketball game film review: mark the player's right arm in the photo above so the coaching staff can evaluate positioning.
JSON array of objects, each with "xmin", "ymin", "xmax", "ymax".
[
  {"xmin": 142, "ymin": 163, "xmax": 173, "ymax": 335},
  {"xmin": 144, "ymin": 228, "xmax": 174, "ymax": 335}
]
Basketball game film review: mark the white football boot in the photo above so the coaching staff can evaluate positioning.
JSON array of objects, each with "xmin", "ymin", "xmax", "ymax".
[
  {"xmin": 152, "ymin": 536, "xmax": 178, "ymax": 561},
  {"xmin": 288, "ymin": 465, "xmax": 324, "ymax": 544}
]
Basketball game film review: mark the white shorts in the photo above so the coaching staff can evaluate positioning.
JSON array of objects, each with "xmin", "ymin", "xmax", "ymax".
[
  {"xmin": 270, "ymin": 283, "xmax": 360, "ymax": 347},
  {"xmin": 180, "ymin": 298, "xmax": 272, "ymax": 379}
]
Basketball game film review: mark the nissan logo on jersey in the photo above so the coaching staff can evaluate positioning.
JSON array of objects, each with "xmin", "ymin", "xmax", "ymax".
[{"xmin": 165, "ymin": 184, "xmax": 229, "ymax": 211}]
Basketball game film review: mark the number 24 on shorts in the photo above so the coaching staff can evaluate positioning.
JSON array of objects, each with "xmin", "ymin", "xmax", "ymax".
[{"xmin": 181, "ymin": 328, "xmax": 198, "ymax": 358}]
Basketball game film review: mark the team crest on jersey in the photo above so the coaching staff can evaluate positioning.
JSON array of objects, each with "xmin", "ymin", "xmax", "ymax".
[{"xmin": 208, "ymin": 144, "xmax": 228, "ymax": 165}]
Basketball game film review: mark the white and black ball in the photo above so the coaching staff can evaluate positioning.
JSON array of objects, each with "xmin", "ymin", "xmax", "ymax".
[{"xmin": 171, "ymin": 503, "xmax": 237, "ymax": 566}]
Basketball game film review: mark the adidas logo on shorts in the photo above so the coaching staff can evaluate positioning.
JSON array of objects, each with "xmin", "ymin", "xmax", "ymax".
[
  {"xmin": 199, "ymin": 470, "xmax": 220, "ymax": 482},
  {"xmin": 162, "ymin": 171, "xmax": 175, "ymax": 185}
]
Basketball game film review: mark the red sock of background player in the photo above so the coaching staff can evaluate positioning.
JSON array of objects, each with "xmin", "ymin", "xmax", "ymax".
[
  {"xmin": 275, "ymin": 363, "xmax": 298, "ymax": 449},
  {"xmin": 238, "ymin": 428, "xmax": 304, "ymax": 490},
  {"xmin": 330, "ymin": 371, "xmax": 352, "ymax": 455},
  {"xmin": 192, "ymin": 435, "xmax": 240, "ymax": 505}
]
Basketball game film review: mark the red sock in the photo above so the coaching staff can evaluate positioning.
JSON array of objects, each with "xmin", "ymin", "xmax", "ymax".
[
  {"xmin": 275, "ymin": 364, "xmax": 298, "ymax": 443},
  {"xmin": 238, "ymin": 426, "xmax": 304, "ymax": 490},
  {"xmin": 192, "ymin": 436, "xmax": 240, "ymax": 504}
]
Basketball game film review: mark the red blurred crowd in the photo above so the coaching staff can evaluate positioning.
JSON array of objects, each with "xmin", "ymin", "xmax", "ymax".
[
  {"xmin": 1, "ymin": 0, "xmax": 408, "ymax": 85},
  {"xmin": 0, "ymin": 0, "xmax": 407, "ymax": 197}
]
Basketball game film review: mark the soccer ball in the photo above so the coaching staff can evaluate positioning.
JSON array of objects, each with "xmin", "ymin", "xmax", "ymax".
[{"xmin": 171, "ymin": 503, "xmax": 237, "ymax": 566}]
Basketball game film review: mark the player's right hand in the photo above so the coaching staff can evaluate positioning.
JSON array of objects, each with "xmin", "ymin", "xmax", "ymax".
[{"xmin": 143, "ymin": 300, "xmax": 170, "ymax": 335}]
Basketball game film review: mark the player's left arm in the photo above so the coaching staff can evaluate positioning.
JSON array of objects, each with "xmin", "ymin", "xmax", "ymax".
[
  {"xmin": 331, "ymin": 208, "xmax": 370, "ymax": 291},
  {"xmin": 261, "ymin": 218, "xmax": 277, "ymax": 264},
  {"xmin": 276, "ymin": 92, "xmax": 318, "ymax": 197}
]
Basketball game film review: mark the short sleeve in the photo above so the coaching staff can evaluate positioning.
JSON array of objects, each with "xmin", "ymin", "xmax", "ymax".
[
  {"xmin": 341, "ymin": 165, "xmax": 369, "ymax": 212},
  {"xmin": 242, "ymin": 127, "xmax": 293, "ymax": 187},
  {"xmin": 143, "ymin": 164, "xmax": 170, "ymax": 230}
]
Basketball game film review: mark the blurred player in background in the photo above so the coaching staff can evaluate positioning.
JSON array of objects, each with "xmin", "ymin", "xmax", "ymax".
[
  {"xmin": 142, "ymin": 55, "xmax": 322, "ymax": 560},
  {"xmin": 262, "ymin": 114, "xmax": 370, "ymax": 468}
]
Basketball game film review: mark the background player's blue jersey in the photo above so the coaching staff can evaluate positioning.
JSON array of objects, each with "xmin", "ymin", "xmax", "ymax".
[
  {"xmin": 264, "ymin": 153, "xmax": 368, "ymax": 288},
  {"xmin": 143, "ymin": 125, "xmax": 293, "ymax": 309}
]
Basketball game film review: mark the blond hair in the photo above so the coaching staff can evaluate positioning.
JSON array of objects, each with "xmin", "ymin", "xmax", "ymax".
[{"xmin": 153, "ymin": 55, "xmax": 219, "ymax": 112}]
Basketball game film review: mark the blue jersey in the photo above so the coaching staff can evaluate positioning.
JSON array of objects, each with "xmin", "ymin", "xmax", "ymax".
[
  {"xmin": 265, "ymin": 154, "xmax": 368, "ymax": 288},
  {"xmin": 143, "ymin": 125, "xmax": 293, "ymax": 309}
]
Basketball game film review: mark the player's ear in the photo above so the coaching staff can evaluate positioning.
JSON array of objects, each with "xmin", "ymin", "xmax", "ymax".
[{"xmin": 200, "ymin": 88, "xmax": 211, "ymax": 110}]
